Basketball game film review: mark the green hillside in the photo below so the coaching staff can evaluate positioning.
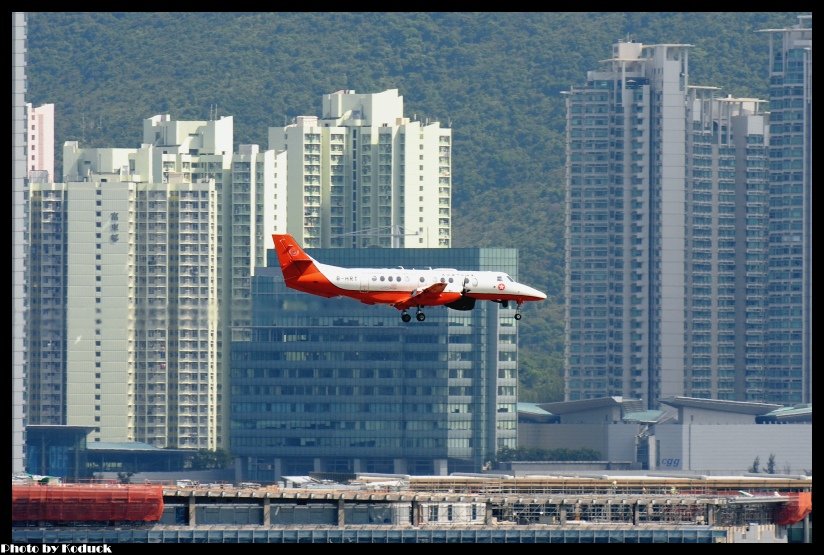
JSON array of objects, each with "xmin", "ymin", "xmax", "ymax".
[{"xmin": 25, "ymin": 12, "xmax": 798, "ymax": 401}]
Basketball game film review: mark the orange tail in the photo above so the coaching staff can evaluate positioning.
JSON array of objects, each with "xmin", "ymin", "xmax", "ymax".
[{"xmin": 272, "ymin": 234, "xmax": 317, "ymax": 282}]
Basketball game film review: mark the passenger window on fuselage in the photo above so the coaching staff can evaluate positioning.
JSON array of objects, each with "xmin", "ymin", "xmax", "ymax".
[{"xmin": 496, "ymin": 275, "xmax": 503, "ymax": 281}]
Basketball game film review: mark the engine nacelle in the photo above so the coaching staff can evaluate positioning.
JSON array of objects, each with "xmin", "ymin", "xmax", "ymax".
[{"xmin": 446, "ymin": 296, "xmax": 476, "ymax": 311}]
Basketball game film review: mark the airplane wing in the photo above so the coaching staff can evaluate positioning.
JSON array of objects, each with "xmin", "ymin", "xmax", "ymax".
[{"xmin": 393, "ymin": 282, "xmax": 448, "ymax": 311}]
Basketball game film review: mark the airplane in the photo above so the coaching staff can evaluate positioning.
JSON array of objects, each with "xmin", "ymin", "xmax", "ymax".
[{"xmin": 272, "ymin": 233, "xmax": 546, "ymax": 322}]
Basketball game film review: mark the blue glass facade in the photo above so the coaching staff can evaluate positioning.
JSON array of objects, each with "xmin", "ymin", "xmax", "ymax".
[{"xmin": 231, "ymin": 247, "xmax": 519, "ymax": 480}]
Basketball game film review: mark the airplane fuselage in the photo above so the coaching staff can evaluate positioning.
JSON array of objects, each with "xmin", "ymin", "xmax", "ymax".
[
  {"xmin": 303, "ymin": 261, "xmax": 544, "ymax": 307},
  {"xmin": 272, "ymin": 233, "xmax": 546, "ymax": 321}
]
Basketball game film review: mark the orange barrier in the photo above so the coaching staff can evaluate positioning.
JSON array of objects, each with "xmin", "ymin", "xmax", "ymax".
[
  {"xmin": 12, "ymin": 484, "xmax": 164, "ymax": 522},
  {"xmin": 775, "ymin": 492, "xmax": 812, "ymax": 525}
]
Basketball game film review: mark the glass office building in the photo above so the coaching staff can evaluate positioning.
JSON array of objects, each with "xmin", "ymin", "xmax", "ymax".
[{"xmin": 231, "ymin": 247, "xmax": 520, "ymax": 480}]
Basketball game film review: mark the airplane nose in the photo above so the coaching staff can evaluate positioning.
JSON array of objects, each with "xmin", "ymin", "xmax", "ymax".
[{"xmin": 519, "ymin": 285, "xmax": 546, "ymax": 300}]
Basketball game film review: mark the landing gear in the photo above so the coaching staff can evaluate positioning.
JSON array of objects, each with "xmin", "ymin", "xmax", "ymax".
[
  {"xmin": 401, "ymin": 308, "xmax": 426, "ymax": 322},
  {"xmin": 514, "ymin": 301, "xmax": 523, "ymax": 320}
]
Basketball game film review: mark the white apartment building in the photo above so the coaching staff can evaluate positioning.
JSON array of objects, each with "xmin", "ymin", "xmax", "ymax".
[
  {"xmin": 230, "ymin": 144, "xmax": 283, "ymax": 340},
  {"xmin": 269, "ymin": 88, "xmax": 451, "ymax": 248},
  {"xmin": 29, "ymin": 115, "xmax": 283, "ymax": 449},
  {"xmin": 26, "ymin": 102, "xmax": 54, "ymax": 181}
]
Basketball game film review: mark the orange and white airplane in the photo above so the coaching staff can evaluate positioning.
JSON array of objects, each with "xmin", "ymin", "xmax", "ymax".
[{"xmin": 272, "ymin": 234, "xmax": 546, "ymax": 322}]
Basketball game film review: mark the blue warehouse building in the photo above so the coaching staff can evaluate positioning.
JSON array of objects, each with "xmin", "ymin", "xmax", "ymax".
[{"xmin": 231, "ymin": 247, "xmax": 520, "ymax": 481}]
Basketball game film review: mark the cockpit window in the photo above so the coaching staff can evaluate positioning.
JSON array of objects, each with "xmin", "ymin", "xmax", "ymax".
[
  {"xmin": 496, "ymin": 275, "xmax": 503, "ymax": 282},
  {"xmin": 506, "ymin": 275, "xmax": 514, "ymax": 282}
]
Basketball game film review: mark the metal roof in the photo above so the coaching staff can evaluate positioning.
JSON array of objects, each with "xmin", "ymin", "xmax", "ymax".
[
  {"xmin": 765, "ymin": 404, "xmax": 812, "ymax": 417},
  {"xmin": 622, "ymin": 410, "xmax": 664, "ymax": 424},
  {"xmin": 87, "ymin": 441, "xmax": 167, "ymax": 451},
  {"xmin": 758, "ymin": 404, "xmax": 812, "ymax": 423},
  {"xmin": 659, "ymin": 396, "xmax": 782, "ymax": 415},
  {"xmin": 517, "ymin": 402, "xmax": 553, "ymax": 417},
  {"xmin": 538, "ymin": 396, "xmax": 639, "ymax": 415}
]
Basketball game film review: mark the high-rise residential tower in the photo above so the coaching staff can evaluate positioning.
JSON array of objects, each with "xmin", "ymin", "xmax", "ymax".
[
  {"xmin": 13, "ymin": 11, "xmax": 29, "ymax": 473},
  {"xmin": 29, "ymin": 146, "xmax": 221, "ymax": 448},
  {"xmin": 564, "ymin": 41, "xmax": 690, "ymax": 407},
  {"xmin": 26, "ymin": 102, "xmax": 55, "ymax": 181},
  {"xmin": 27, "ymin": 115, "xmax": 285, "ymax": 449},
  {"xmin": 683, "ymin": 90, "xmax": 769, "ymax": 401},
  {"xmin": 564, "ymin": 41, "xmax": 771, "ymax": 407},
  {"xmin": 760, "ymin": 15, "xmax": 812, "ymax": 405},
  {"xmin": 268, "ymin": 89, "xmax": 451, "ymax": 248}
]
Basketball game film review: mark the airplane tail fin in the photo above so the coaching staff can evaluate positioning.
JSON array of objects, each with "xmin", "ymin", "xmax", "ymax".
[{"xmin": 272, "ymin": 234, "xmax": 318, "ymax": 283}]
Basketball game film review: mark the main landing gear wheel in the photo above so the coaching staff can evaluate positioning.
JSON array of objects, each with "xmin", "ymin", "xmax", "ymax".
[
  {"xmin": 416, "ymin": 311, "xmax": 426, "ymax": 322},
  {"xmin": 401, "ymin": 312, "xmax": 412, "ymax": 323}
]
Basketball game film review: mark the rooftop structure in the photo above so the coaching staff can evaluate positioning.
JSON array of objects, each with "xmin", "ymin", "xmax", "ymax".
[{"xmin": 11, "ymin": 474, "xmax": 812, "ymax": 543}]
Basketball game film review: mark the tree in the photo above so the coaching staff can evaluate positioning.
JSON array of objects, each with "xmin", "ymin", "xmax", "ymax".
[
  {"xmin": 188, "ymin": 448, "xmax": 232, "ymax": 470},
  {"xmin": 766, "ymin": 453, "xmax": 777, "ymax": 474},
  {"xmin": 493, "ymin": 446, "xmax": 602, "ymax": 464},
  {"xmin": 749, "ymin": 456, "xmax": 760, "ymax": 473}
]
